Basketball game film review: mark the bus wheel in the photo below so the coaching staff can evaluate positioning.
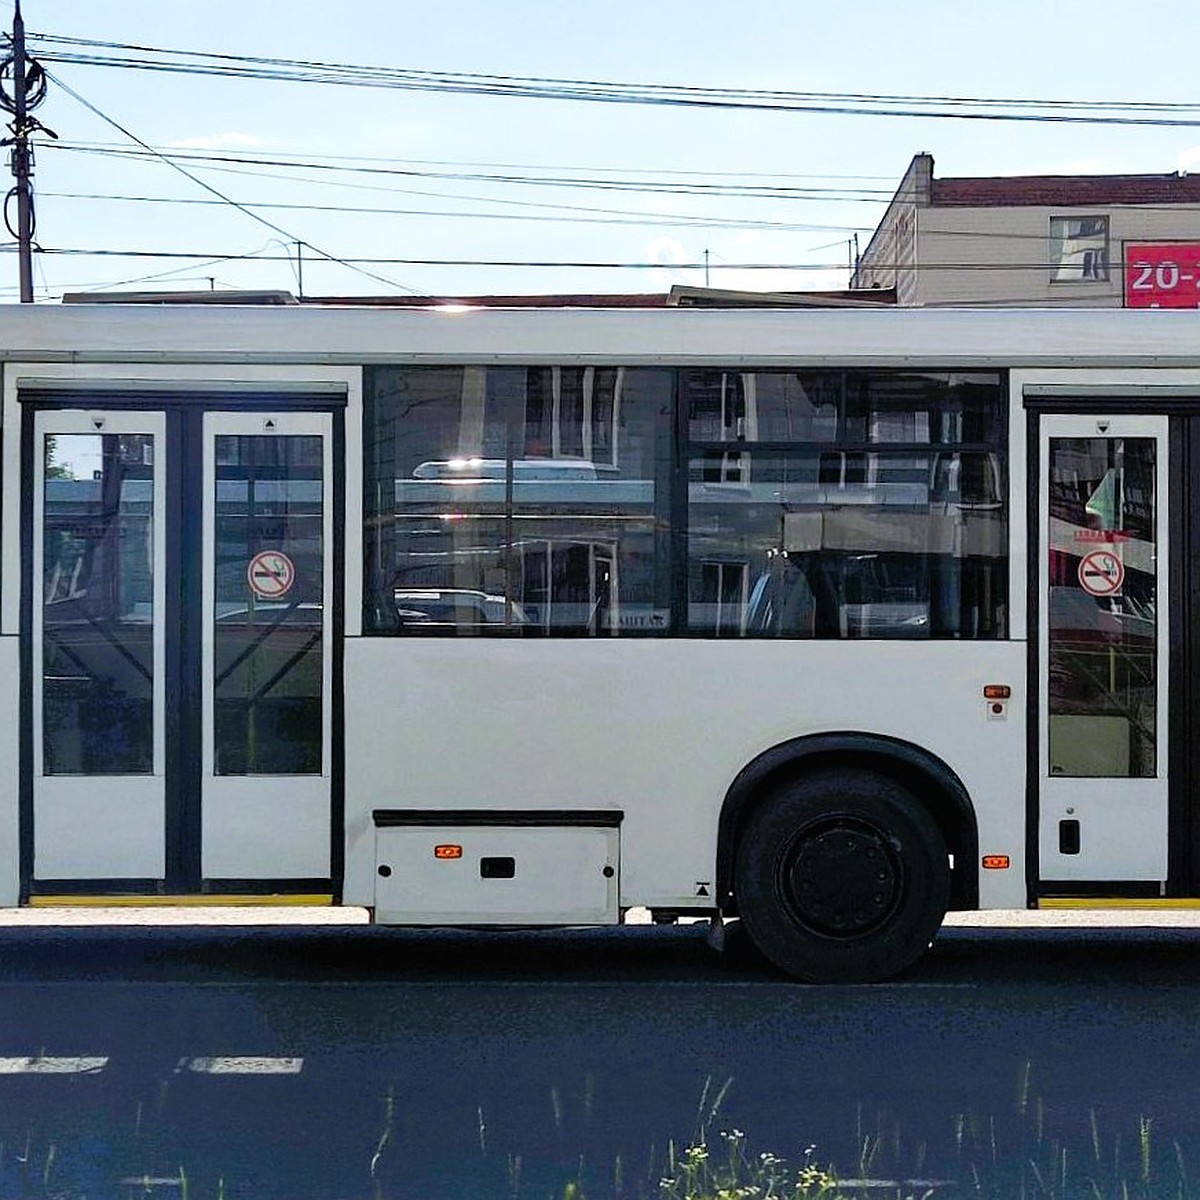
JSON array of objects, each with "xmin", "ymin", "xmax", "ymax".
[{"xmin": 733, "ymin": 769, "xmax": 950, "ymax": 983}]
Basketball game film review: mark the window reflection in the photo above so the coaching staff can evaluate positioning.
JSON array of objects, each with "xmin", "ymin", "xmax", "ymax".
[
  {"xmin": 41, "ymin": 433, "xmax": 155, "ymax": 775},
  {"xmin": 687, "ymin": 450, "xmax": 1006, "ymax": 638},
  {"xmin": 683, "ymin": 369, "xmax": 1002, "ymax": 446},
  {"xmin": 212, "ymin": 435, "xmax": 324, "ymax": 775},
  {"xmin": 364, "ymin": 367, "xmax": 673, "ymax": 635},
  {"xmin": 1047, "ymin": 437, "xmax": 1156, "ymax": 777},
  {"xmin": 363, "ymin": 366, "xmax": 1008, "ymax": 640}
]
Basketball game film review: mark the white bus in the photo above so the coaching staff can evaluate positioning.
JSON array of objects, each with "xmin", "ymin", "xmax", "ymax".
[{"xmin": 1, "ymin": 302, "xmax": 1192, "ymax": 981}]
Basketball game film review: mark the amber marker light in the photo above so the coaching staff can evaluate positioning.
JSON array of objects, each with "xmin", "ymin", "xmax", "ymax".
[
  {"xmin": 434, "ymin": 844, "xmax": 463, "ymax": 860},
  {"xmin": 982, "ymin": 855, "xmax": 1011, "ymax": 870},
  {"xmin": 983, "ymin": 684, "xmax": 1011, "ymax": 700}
]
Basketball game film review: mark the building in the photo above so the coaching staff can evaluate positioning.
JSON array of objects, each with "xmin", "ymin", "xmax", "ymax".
[{"xmin": 853, "ymin": 152, "xmax": 1200, "ymax": 307}]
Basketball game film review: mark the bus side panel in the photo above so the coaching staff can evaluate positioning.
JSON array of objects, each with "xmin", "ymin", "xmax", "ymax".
[{"xmin": 341, "ymin": 639, "xmax": 1028, "ymax": 918}]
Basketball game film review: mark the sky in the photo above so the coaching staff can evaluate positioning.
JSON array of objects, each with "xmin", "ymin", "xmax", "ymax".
[{"xmin": 7, "ymin": 0, "xmax": 1200, "ymax": 302}]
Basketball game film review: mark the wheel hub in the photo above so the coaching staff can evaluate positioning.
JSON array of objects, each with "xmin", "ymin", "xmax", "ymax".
[{"xmin": 785, "ymin": 821, "xmax": 901, "ymax": 938}]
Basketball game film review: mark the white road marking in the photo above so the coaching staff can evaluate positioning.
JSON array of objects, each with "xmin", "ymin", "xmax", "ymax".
[
  {"xmin": 178, "ymin": 1056, "xmax": 304, "ymax": 1075},
  {"xmin": 0, "ymin": 1056, "xmax": 108, "ymax": 1073}
]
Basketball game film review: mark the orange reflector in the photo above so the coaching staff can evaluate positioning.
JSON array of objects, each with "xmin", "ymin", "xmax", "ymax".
[
  {"xmin": 434, "ymin": 844, "xmax": 463, "ymax": 860},
  {"xmin": 983, "ymin": 684, "xmax": 1011, "ymax": 700},
  {"xmin": 982, "ymin": 854, "xmax": 1011, "ymax": 870}
]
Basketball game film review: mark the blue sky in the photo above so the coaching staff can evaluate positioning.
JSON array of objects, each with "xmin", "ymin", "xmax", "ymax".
[{"xmin": 11, "ymin": 0, "xmax": 1200, "ymax": 300}]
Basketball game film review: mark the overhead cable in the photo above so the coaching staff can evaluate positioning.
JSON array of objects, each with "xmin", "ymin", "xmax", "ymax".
[
  {"xmin": 43, "ymin": 68, "xmax": 431, "ymax": 297},
  {"xmin": 26, "ymin": 33, "xmax": 1200, "ymax": 127}
]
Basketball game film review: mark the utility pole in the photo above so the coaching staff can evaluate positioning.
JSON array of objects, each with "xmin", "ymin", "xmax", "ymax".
[
  {"xmin": 10, "ymin": 0, "xmax": 32, "ymax": 301},
  {"xmin": 2, "ymin": 0, "xmax": 54, "ymax": 302}
]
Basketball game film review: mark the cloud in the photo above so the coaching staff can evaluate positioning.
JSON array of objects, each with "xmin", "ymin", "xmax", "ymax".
[
  {"xmin": 646, "ymin": 235, "xmax": 697, "ymax": 289},
  {"xmin": 1178, "ymin": 147, "xmax": 1200, "ymax": 175},
  {"xmin": 168, "ymin": 132, "xmax": 264, "ymax": 151}
]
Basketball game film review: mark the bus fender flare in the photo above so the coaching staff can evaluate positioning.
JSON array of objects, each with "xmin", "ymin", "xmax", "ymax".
[{"xmin": 716, "ymin": 732, "xmax": 978, "ymax": 914}]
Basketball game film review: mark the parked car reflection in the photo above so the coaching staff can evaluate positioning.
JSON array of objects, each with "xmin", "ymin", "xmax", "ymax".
[{"xmin": 394, "ymin": 588, "xmax": 528, "ymax": 631}]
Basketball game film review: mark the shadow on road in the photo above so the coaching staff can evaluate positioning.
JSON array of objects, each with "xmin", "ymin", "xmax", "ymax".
[{"xmin": 0, "ymin": 919, "xmax": 1197, "ymax": 987}]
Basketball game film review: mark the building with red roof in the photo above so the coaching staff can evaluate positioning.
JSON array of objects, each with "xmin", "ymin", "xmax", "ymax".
[{"xmin": 853, "ymin": 153, "xmax": 1200, "ymax": 307}]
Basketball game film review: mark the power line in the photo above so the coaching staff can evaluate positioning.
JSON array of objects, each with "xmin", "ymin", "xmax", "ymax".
[
  {"xmin": 43, "ymin": 141, "xmax": 894, "ymax": 201},
  {"xmin": 29, "ymin": 246, "xmax": 1162, "ymax": 275},
  {"xmin": 73, "ymin": 139, "xmax": 897, "ymax": 186},
  {"xmin": 169, "ymin": 149, "xmax": 896, "ymax": 184},
  {"xmin": 65, "ymin": 250, "xmax": 267, "ymax": 293},
  {"xmin": 43, "ymin": 143, "xmax": 1200, "ymax": 230},
  {"xmin": 25, "ymin": 33, "xmax": 1200, "ymax": 127},
  {"xmin": 23, "ymin": 34, "xmax": 1198, "ymax": 297},
  {"xmin": 38, "ymin": 191, "xmax": 875, "ymax": 235},
  {"xmin": 42, "ymin": 141, "xmax": 891, "ymax": 232},
  {"xmin": 44, "ymin": 68, "xmax": 430, "ymax": 297},
  {"xmin": 36, "ymin": 247, "xmax": 851, "ymax": 268},
  {"xmin": 38, "ymin": 183, "xmax": 1200, "ymax": 248}
]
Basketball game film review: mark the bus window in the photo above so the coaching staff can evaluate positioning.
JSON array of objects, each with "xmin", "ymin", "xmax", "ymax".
[{"xmin": 364, "ymin": 365, "xmax": 674, "ymax": 636}]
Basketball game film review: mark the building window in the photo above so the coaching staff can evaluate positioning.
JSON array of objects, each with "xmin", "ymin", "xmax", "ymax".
[{"xmin": 1050, "ymin": 215, "xmax": 1110, "ymax": 282}]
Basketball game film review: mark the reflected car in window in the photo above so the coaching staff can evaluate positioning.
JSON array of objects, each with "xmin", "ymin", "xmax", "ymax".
[{"xmin": 394, "ymin": 588, "xmax": 527, "ymax": 631}]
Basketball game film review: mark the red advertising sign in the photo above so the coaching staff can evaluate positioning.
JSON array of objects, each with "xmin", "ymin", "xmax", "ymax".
[{"xmin": 1125, "ymin": 242, "xmax": 1200, "ymax": 308}]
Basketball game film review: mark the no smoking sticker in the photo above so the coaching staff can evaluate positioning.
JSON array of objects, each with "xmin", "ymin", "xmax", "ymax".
[
  {"xmin": 247, "ymin": 550, "xmax": 296, "ymax": 600},
  {"xmin": 1078, "ymin": 549, "xmax": 1124, "ymax": 597}
]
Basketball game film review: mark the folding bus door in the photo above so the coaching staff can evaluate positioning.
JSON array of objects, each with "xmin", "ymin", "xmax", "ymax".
[{"xmin": 1037, "ymin": 413, "xmax": 1169, "ymax": 886}]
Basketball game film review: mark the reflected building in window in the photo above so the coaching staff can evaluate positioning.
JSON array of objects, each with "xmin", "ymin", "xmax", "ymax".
[{"xmin": 364, "ymin": 365, "xmax": 1008, "ymax": 642}]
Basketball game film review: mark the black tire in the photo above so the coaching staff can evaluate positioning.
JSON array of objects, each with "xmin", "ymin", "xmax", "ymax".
[{"xmin": 733, "ymin": 769, "xmax": 950, "ymax": 983}]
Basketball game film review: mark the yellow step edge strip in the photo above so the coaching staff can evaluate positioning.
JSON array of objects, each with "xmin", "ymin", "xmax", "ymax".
[
  {"xmin": 1039, "ymin": 898, "xmax": 1200, "ymax": 909},
  {"xmin": 28, "ymin": 894, "xmax": 334, "ymax": 908}
]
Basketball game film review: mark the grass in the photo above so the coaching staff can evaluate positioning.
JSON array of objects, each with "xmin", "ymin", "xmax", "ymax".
[
  {"xmin": 507, "ymin": 1068, "xmax": 1197, "ymax": 1200},
  {"xmin": 0, "ymin": 1066, "xmax": 1191, "ymax": 1199}
]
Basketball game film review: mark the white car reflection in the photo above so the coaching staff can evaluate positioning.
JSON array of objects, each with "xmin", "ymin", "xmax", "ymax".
[{"xmin": 394, "ymin": 588, "xmax": 527, "ymax": 628}]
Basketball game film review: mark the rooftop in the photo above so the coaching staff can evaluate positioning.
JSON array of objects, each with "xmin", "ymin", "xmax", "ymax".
[
  {"xmin": 930, "ymin": 170, "xmax": 1200, "ymax": 208},
  {"xmin": 61, "ymin": 284, "xmax": 895, "ymax": 309}
]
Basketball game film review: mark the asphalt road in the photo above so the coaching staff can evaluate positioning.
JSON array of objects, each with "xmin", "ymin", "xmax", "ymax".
[{"xmin": 0, "ymin": 919, "xmax": 1198, "ymax": 1199}]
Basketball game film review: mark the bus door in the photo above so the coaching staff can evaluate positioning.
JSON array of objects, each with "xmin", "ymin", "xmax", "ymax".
[
  {"xmin": 29, "ymin": 402, "xmax": 336, "ymax": 896},
  {"xmin": 1036, "ymin": 412, "xmax": 1169, "ymax": 887}
]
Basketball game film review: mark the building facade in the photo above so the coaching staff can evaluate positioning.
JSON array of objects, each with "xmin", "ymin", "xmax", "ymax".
[{"xmin": 853, "ymin": 153, "xmax": 1200, "ymax": 307}]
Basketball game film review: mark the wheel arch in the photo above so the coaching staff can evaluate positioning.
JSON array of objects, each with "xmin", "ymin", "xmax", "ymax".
[{"xmin": 717, "ymin": 732, "xmax": 978, "ymax": 915}]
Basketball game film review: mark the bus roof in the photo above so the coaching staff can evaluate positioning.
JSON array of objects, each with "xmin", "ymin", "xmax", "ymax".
[{"xmin": 0, "ymin": 303, "xmax": 1198, "ymax": 369}]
